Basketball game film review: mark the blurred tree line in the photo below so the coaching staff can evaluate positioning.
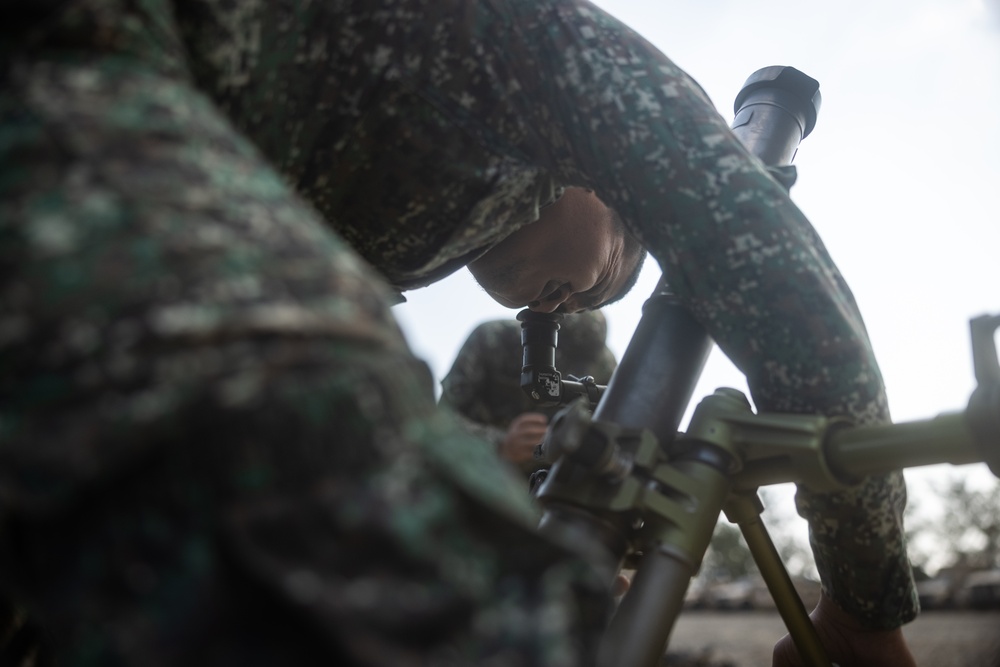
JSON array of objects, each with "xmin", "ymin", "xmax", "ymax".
[
  {"xmin": 698, "ymin": 472, "xmax": 1000, "ymax": 584},
  {"xmin": 905, "ymin": 472, "xmax": 1000, "ymax": 576},
  {"xmin": 696, "ymin": 487, "xmax": 817, "ymax": 585}
]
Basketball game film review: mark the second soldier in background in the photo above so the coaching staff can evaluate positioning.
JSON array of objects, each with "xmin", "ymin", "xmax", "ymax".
[{"xmin": 440, "ymin": 311, "xmax": 617, "ymax": 476}]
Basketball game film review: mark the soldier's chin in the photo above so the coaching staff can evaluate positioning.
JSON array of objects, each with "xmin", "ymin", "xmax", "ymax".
[
  {"xmin": 475, "ymin": 283, "xmax": 525, "ymax": 310},
  {"xmin": 492, "ymin": 296, "xmax": 524, "ymax": 309}
]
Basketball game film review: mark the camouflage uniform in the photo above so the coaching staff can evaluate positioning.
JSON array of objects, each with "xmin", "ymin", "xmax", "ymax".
[
  {"xmin": 440, "ymin": 312, "xmax": 617, "ymax": 473},
  {"xmin": 1, "ymin": 0, "xmax": 915, "ymax": 664}
]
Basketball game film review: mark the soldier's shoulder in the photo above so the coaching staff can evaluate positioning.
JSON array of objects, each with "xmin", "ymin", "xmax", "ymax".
[{"xmin": 469, "ymin": 319, "xmax": 521, "ymax": 341}]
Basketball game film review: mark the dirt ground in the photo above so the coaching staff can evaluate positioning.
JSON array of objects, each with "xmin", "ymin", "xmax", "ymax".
[{"xmin": 662, "ymin": 610, "xmax": 1000, "ymax": 667}]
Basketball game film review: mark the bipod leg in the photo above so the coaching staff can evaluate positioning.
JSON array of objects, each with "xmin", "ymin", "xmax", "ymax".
[{"xmin": 724, "ymin": 491, "xmax": 835, "ymax": 667}]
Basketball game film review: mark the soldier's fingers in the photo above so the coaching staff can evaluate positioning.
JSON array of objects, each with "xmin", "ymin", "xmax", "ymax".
[{"xmin": 514, "ymin": 412, "xmax": 549, "ymax": 425}]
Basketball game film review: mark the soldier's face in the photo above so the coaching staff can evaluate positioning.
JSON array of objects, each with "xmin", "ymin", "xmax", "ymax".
[{"xmin": 468, "ymin": 188, "xmax": 636, "ymax": 313}]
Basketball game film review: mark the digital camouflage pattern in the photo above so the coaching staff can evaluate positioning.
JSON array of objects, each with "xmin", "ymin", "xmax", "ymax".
[
  {"xmin": 1, "ymin": 0, "xmax": 916, "ymax": 663},
  {"xmin": 439, "ymin": 311, "xmax": 617, "ymax": 472}
]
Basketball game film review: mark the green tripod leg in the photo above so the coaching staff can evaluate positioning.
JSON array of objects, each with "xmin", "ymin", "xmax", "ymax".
[{"xmin": 725, "ymin": 492, "xmax": 835, "ymax": 667}]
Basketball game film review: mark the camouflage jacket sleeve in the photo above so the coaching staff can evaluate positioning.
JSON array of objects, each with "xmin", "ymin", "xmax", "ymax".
[
  {"xmin": 441, "ymin": 411, "xmax": 506, "ymax": 452},
  {"xmin": 378, "ymin": 1, "xmax": 918, "ymax": 628},
  {"xmin": 368, "ymin": 0, "xmax": 914, "ymax": 628}
]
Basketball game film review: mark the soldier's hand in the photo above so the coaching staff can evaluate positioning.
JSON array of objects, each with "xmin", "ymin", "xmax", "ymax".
[
  {"xmin": 771, "ymin": 592, "xmax": 916, "ymax": 667},
  {"xmin": 499, "ymin": 412, "xmax": 549, "ymax": 463}
]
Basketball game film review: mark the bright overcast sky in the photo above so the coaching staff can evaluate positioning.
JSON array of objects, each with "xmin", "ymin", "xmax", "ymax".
[{"xmin": 394, "ymin": 0, "xmax": 1000, "ymax": 535}]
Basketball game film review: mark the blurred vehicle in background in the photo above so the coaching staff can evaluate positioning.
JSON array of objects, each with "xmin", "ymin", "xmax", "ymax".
[
  {"xmin": 749, "ymin": 576, "xmax": 821, "ymax": 612},
  {"xmin": 915, "ymin": 567, "xmax": 972, "ymax": 610},
  {"xmin": 703, "ymin": 578, "xmax": 758, "ymax": 611},
  {"xmin": 684, "ymin": 575, "xmax": 821, "ymax": 612},
  {"xmin": 954, "ymin": 569, "xmax": 1000, "ymax": 610}
]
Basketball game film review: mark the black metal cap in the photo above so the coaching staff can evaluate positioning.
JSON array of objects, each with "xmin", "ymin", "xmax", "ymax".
[{"xmin": 733, "ymin": 66, "xmax": 822, "ymax": 138}]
